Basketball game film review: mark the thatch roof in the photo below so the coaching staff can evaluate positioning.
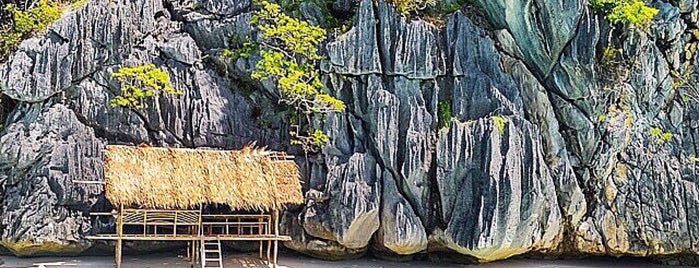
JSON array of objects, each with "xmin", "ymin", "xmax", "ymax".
[{"xmin": 103, "ymin": 145, "xmax": 303, "ymax": 211}]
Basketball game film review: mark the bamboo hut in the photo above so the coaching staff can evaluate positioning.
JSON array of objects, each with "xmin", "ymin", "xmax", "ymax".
[{"xmin": 87, "ymin": 145, "xmax": 303, "ymax": 268}]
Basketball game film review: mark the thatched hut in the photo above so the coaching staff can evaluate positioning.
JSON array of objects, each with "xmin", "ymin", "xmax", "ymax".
[
  {"xmin": 89, "ymin": 145, "xmax": 302, "ymax": 268},
  {"xmin": 104, "ymin": 145, "xmax": 303, "ymax": 211}
]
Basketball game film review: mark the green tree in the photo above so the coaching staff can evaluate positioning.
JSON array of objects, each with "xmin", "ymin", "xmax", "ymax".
[
  {"xmin": 590, "ymin": 0, "xmax": 658, "ymax": 28},
  {"xmin": 110, "ymin": 64, "xmax": 182, "ymax": 109},
  {"xmin": 250, "ymin": 1, "xmax": 344, "ymax": 153},
  {"xmin": 1, "ymin": 0, "xmax": 65, "ymax": 62}
]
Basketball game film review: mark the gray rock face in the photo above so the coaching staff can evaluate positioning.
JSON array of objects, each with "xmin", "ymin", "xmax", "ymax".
[
  {"xmin": 3, "ymin": 0, "xmax": 699, "ymax": 264},
  {"xmin": 302, "ymin": 153, "xmax": 380, "ymax": 250},
  {"xmin": 375, "ymin": 171, "xmax": 427, "ymax": 255},
  {"xmin": 298, "ymin": 0, "xmax": 563, "ymax": 260},
  {"xmin": 325, "ymin": 0, "xmax": 382, "ymax": 75},
  {"xmin": 505, "ymin": 57, "xmax": 586, "ymax": 227},
  {"xmin": 0, "ymin": 104, "xmax": 103, "ymax": 256},
  {"xmin": 433, "ymin": 117, "xmax": 562, "ymax": 262},
  {"xmin": 472, "ymin": 0, "xmax": 584, "ymax": 76}
]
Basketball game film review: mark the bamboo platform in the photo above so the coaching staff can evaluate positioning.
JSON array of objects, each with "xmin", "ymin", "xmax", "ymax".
[
  {"xmin": 87, "ymin": 234, "xmax": 291, "ymax": 241},
  {"xmin": 89, "ymin": 208, "xmax": 286, "ymax": 268}
]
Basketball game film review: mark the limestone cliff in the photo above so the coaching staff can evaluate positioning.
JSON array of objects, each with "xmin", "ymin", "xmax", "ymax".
[{"xmin": 0, "ymin": 0, "xmax": 698, "ymax": 264}]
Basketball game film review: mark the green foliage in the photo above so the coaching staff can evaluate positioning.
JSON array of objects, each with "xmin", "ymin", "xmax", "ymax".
[
  {"xmin": 290, "ymin": 128, "xmax": 329, "ymax": 149},
  {"xmin": 252, "ymin": 3, "xmax": 326, "ymax": 60},
  {"xmin": 597, "ymin": 113, "xmax": 607, "ymax": 122},
  {"xmin": 275, "ymin": 0, "xmax": 341, "ymax": 28},
  {"xmin": 392, "ymin": 0, "xmax": 437, "ymax": 15},
  {"xmin": 110, "ymin": 64, "xmax": 182, "ymax": 109},
  {"xmin": 598, "ymin": 45, "xmax": 630, "ymax": 88},
  {"xmin": 492, "ymin": 115, "xmax": 506, "ymax": 135},
  {"xmin": 649, "ymin": 126, "xmax": 672, "ymax": 144},
  {"xmin": 438, "ymin": 1, "xmax": 462, "ymax": 13},
  {"xmin": 70, "ymin": 0, "xmax": 88, "ymax": 10},
  {"xmin": 1, "ymin": 0, "xmax": 64, "ymax": 62},
  {"xmin": 0, "ymin": 28, "xmax": 23, "ymax": 61},
  {"xmin": 250, "ymin": 1, "xmax": 344, "ymax": 152},
  {"xmin": 437, "ymin": 100, "xmax": 451, "ymax": 130},
  {"xmin": 671, "ymin": 63, "xmax": 699, "ymax": 104},
  {"xmin": 223, "ymin": 34, "xmax": 259, "ymax": 59},
  {"xmin": 589, "ymin": 0, "xmax": 658, "ymax": 28},
  {"xmin": 6, "ymin": 0, "xmax": 63, "ymax": 34}
]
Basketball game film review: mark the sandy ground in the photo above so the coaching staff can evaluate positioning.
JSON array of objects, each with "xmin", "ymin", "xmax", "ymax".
[{"xmin": 0, "ymin": 252, "xmax": 685, "ymax": 268}]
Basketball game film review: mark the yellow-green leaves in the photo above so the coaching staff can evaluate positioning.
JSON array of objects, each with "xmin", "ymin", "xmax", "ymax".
[
  {"xmin": 492, "ymin": 115, "xmax": 507, "ymax": 135},
  {"xmin": 1, "ymin": 0, "xmax": 64, "ymax": 61},
  {"xmin": 590, "ymin": 0, "xmax": 658, "ymax": 28},
  {"xmin": 253, "ymin": 1, "xmax": 326, "ymax": 60},
  {"xmin": 649, "ymin": 126, "xmax": 672, "ymax": 144},
  {"xmin": 0, "ymin": 29, "xmax": 22, "ymax": 61},
  {"xmin": 6, "ymin": 0, "xmax": 63, "ymax": 34},
  {"xmin": 110, "ymin": 64, "xmax": 182, "ymax": 109},
  {"xmin": 222, "ymin": 35, "xmax": 258, "ymax": 59},
  {"xmin": 607, "ymin": 0, "xmax": 658, "ymax": 27},
  {"xmin": 391, "ymin": 0, "xmax": 437, "ymax": 15},
  {"xmin": 250, "ymin": 1, "xmax": 344, "ymax": 152}
]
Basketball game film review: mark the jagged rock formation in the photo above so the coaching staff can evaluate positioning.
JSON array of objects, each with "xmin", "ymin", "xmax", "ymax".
[{"xmin": 1, "ymin": 0, "xmax": 699, "ymax": 264}]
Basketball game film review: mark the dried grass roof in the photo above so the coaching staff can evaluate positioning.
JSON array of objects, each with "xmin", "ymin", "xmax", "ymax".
[{"xmin": 104, "ymin": 145, "xmax": 303, "ymax": 211}]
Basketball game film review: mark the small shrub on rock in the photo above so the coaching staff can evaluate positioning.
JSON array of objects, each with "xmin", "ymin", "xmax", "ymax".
[
  {"xmin": 590, "ymin": 0, "xmax": 658, "ymax": 28},
  {"xmin": 110, "ymin": 64, "xmax": 182, "ymax": 109},
  {"xmin": 0, "ymin": 0, "xmax": 64, "ymax": 62}
]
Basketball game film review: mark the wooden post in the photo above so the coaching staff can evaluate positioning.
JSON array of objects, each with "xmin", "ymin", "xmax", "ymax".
[
  {"xmin": 199, "ymin": 238, "xmax": 205, "ymax": 268},
  {"xmin": 187, "ymin": 240, "xmax": 192, "ymax": 268},
  {"xmin": 273, "ymin": 209, "xmax": 279, "ymax": 267},
  {"xmin": 198, "ymin": 207, "xmax": 203, "ymax": 237},
  {"xmin": 143, "ymin": 210, "xmax": 147, "ymax": 236},
  {"xmin": 266, "ymin": 212, "xmax": 272, "ymax": 265},
  {"xmin": 266, "ymin": 240, "xmax": 271, "ymax": 265},
  {"xmin": 174, "ymin": 211, "xmax": 178, "ymax": 237},
  {"xmin": 116, "ymin": 204, "xmax": 124, "ymax": 268},
  {"xmin": 193, "ymin": 240, "xmax": 197, "ymax": 268},
  {"xmin": 258, "ymin": 212, "xmax": 263, "ymax": 259}
]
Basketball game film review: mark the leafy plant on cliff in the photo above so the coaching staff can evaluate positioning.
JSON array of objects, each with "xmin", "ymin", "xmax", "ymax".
[
  {"xmin": 250, "ymin": 1, "xmax": 344, "ymax": 153},
  {"xmin": 391, "ymin": 0, "xmax": 437, "ymax": 14},
  {"xmin": 492, "ymin": 115, "xmax": 506, "ymax": 135},
  {"xmin": 598, "ymin": 45, "xmax": 633, "ymax": 90},
  {"xmin": 387, "ymin": 0, "xmax": 464, "ymax": 26},
  {"xmin": 223, "ymin": 34, "xmax": 259, "ymax": 59},
  {"xmin": 110, "ymin": 64, "xmax": 182, "ymax": 109},
  {"xmin": 648, "ymin": 126, "xmax": 672, "ymax": 144},
  {"xmin": 671, "ymin": 63, "xmax": 699, "ymax": 104},
  {"xmin": 437, "ymin": 100, "xmax": 451, "ymax": 130},
  {"xmin": 0, "ymin": 0, "xmax": 64, "ymax": 62},
  {"xmin": 590, "ymin": 0, "xmax": 658, "ymax": 28}
]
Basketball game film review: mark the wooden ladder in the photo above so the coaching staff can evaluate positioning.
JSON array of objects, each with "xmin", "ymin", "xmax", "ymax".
[{"xmin": 200, "ymin": 239, "xmax": 223, "ymax": 268}]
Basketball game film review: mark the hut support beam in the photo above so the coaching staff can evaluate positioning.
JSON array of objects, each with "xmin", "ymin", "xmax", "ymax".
[
  {"xmin": 259, "ymin": 212, "xmax": 263, "ymax": 259},
  {"xmin": 273, "ymin": 209, "xmax": 279, "ymax": 267},
  {"xmin": 115, "ymin": 205, "xmax": 124, "ymax": 268},
  {"xmin": 266, "ymin": 240, "xmax": 271, "ymax": 265},
  {"xmin": 273, "ymin": 241, "xmax": 278, "ymax": 267}
]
